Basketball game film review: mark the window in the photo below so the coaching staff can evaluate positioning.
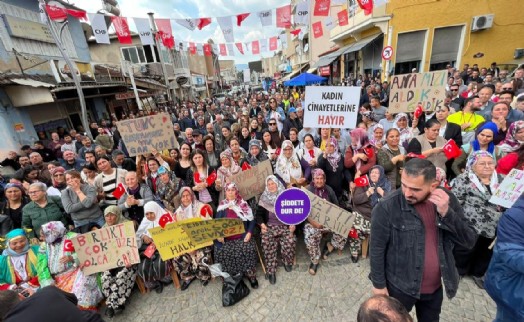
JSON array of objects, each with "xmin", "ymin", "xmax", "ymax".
[
  {"xmin": 121, "ymin": 46, "xmax": 157, "ymax": 64},
  {"xmin": 394, "ymin": 30, "xmax": 426, "ymax": 74},
  {"xmin": 429, "ymin": 26, "xmax": 463, "ymax": 71}
]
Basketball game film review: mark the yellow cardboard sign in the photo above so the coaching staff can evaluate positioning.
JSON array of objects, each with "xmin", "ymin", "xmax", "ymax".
[{"xmin": 180, "ymin": 218, "xmax": 245, "ymax": 244}]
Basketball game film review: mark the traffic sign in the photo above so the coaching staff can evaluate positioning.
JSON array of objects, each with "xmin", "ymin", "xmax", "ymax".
[{"xmin": 382, "ymin": 46, "xmax": 393, "ymax": 60}]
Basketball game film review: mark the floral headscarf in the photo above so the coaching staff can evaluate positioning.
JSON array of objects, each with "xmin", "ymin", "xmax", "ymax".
[
  {"xmin": 103, "ymin": 205, "xmax": 128, "ymax": 227},
  {"xmin": 218, "ymin": 149, "xmax": 241, "ymax": 178},
  {"xmin": 499, "ymin": 120, "xmax": 524, "ymax": 153},
  {"xmin": 370, "ymin": 123, "xmax": 384, "ymax": 146},
  {"xmin": 259, "ymin": 175, "xmax": 286, "ymax": 212},
  {"xmin": 247, "ymin": 139, "xmax": 268, "ymax": 166},
  {"xmin": 466, "ymin": 150, "xmax": 499, "ymax": 195},
  {"xmin": 310, "ymin": 168, "xmax": 329, "ymax": 199},
  {"xmin": 393, "ymin": 113, "xmax": 409, "ymax": 130},
  {"xmin": 275, "ymin": 140, "xmax": 302, "ymax": 183},
  {"xmin": 41, "ymin": 221, "xmax": 66, "ymax": 244},
  {"xmin": 216, "ymin": 182, "xmax": 254, "ymax": 221},
  {"xmin": 326, "ymin": 137, "xmax": 341, "ymax": 172},
  {"xmin": 50, "ymin": 166, "xmax": 66, "ymax": 189},
  {"xmin": 350, "ymin": 128, "xmax": 370, "ymax": 150},
  {"xmin": 368, "ymin": 165, "xmax": 391, "ymax": 207}
]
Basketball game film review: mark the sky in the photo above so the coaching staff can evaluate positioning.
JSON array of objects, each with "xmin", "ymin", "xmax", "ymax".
[{"xmin": 73, "ymin": 0, "xmax": 287, "ymax": 64}]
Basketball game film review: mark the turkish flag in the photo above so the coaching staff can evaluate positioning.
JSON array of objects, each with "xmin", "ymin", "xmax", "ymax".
[
  {"xmin": 143, "ymin": 243, "xmax": 156, "ymax": 258},
  {"xmin": 443, "ymin": 139, "xmax": 461, "ymax": 160},
  {"xmin": 197, "ymin": 18, "xmax": 212, "ymax": 30},
  {"xmin": 357, "ymin": 0, "xmax": 374, "ymax": 15},
  {"xmin": 236, "ymin": 13, "xmax": 250, "ymax": 26},
  {"xmin": 203, "ymin": 44, "xmax": 212, "ymax": 56},
  {"xmin": 275, "ymin": 148, "xmax": 282, "ymax": 156},
  {"xmin": 364, "ymin": 147, "xmax": 374, "ymax": 159},
  {"xmin": 200, "ymin": 204, "xmax": 213, "ymax": 218},
  {"xmin": 314, "ymin": 0, "xmax": 331, "ymax": 16},
  {"xmin": 158, "ymin": 213, "xmax": 173, "ymax": 228},
  {"xmin": 312, "ymin": 21, "xmax": 324, "ymax": 38},
  {"xmin": 348, "ymin": 227, "xmax": 359, "ymax": 239},
  {"xmin": 111, "ymin": 17, "xmax": 132, "ymax": 44},
  {"xmin": 206, "ymin": 170, "xmax": 217, "ymax": 186},
  {"xmin": 112, "ymin": 182, "xmax": 127, "ymax": 199},
  {"xmin": 269, "ymin": 37, "xmax": 278, "ymax": 51},
  {"xmin": 406, "ymin": 152, "xmax": 426, "ymax": 159},
  {"xmin": 252, "ymin": 40, "xmax": 260, "ymax": 55},
  {"xmin": 194, "ymin": 172, "xmax": 202, "ymax": 184},
  {"xmin": 189, "ymin": 42, "xmax": 197, "ymax": 55},
  {"xmin": 290, "ymin": 29, "xmax": 302, "ymax": 36},
  {"xmin": 276, "ymin": 5, "xmax": 292, "ymax": 28},
  {"xmin": 45, "ymin": 5, "xmax": 67, "ymax": 21},
  {"xmin": 63, "ymin": 239, "xmax": 75, "ymax": 252},
  {"xmin": 337, "ymin": 9, "xmax": 349, "ymax": 26},
  {"xmin": 242, "ymin": 162, "xmax": 252, "ymax": 171},
  {"xmin": 156, "ymin": 19, "xmax": 175, "ymax": 49},
  {"xmin": 235, "ymin": 42, "xmax": 244, "ymax": 54},
  {"xmin": 414, "ymin": 104, "xmax": 424, "ymax": 119},
  {"xmin": 219, "ymin": 43, "xmax": 227, "ymax": 56},
  {"xmin": 66, "ymin": 8, "xmax": 87, "ymax": 20},
  {"xmin": 354, "ymin": 175, "xmax": 369, "ymax": 187}
]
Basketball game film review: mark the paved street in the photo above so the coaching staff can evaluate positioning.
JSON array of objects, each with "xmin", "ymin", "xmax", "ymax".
[{"xmin": 112, "ymin": 239, "xmax": 496, "ymax": 322}]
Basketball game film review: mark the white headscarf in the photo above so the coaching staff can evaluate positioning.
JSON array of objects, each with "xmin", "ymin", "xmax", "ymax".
[
  {"xmin": 275, "ymin": 140, "xmax": 302, "ymax": 184},
  {"xmin": 136, "ymin": 201, "xmax": 168, "ymax": 240}
]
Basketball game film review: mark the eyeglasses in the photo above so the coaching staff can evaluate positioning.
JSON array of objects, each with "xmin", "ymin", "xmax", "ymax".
[
  {"xmin": 450, "ymin": 89, "xmax": 458, "ymax": 92},
  {"xmin": 502, "ymin": 87, "xmax": 513, "ymax": 90},
  {"xmin": 28, "ymin": 190, "xmax": 43, "ymax": 195},
  {"xmin": 53, "ymin": 174, "xmax": 64, "ymax": 177},
  {"xmin": 269, "ymin": 123, "xmax": 276, "ymax": 125},
  {"xmin": 476, "ymin": 162, "xmax": 495, "ymax": 167}
]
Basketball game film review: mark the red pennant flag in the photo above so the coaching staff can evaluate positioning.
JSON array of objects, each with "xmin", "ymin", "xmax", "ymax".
[
  {"xmin": 337, "ymin": 9, "xmax": 349, "ymax": 26},
  {"xmin": 308, "ymin": 149, "xmax": 315, "ymax": 159},
  {"xmin": 235, "ymin": 42, "xmax": 244, "ymax": 54},
  {"xmin": 236, "ymin": 13, "xmax": 250, "ymax": 26},
  {"xmin": 290, "ymin": 29, "xmax": 302, "ymax": 36},
  {"xmin": 252, "ymin": 40, "xmax": 260, "ymax": 55},
  {"xmin": 414, "ymin": 104, "xmax": 424, "ymax": 119},
  {"xmin": 45, "ymin": 5, "xmax": 67, "ymax": 21},
  {"xmin": 354, "ymin": 175, "xmax": 370, "ymax": 187},
  {"xmin": 194, "ymin": 172, "xmax": 201, "ymax": 183},
  {"xmin": 156, "ymin": 19, "xmax": 175, "ymax": 49},
  {"xmin": 269, "ymin": 37, "xmax": 278, "ymax": 51},
  {"xmin": 357, "ymin": 0, "xmax": 374, "ymax": 15},
  {"xmin": 219, "ymin": 43, "xmax": 227, "ymax": 56},
  {"xmin": 364, "ymin": 147, "xmax": 375, "ymax": 159},
  {"xmin": 200, "ymin": 204, "xmax": 213, "ymax": 218},
  {"xmin": 443, "ymin": 139, "xmax": 461, "ymax": 160},
  {"xmin": 203, "ymin": 43, "xmax": 212, "ymax": 56},
  {"xmin": 276, "ymin": 5, "xmax": 292, "ymax": 28},
  {"xmin": 242, "ymin": 162, "xmax": 252, "ymax": 171},
  {"xmin": 189, "ymin": 42, "xmax": 197, "ymax": 55},
  {"xmin": 197, "ymin": 17, "xmax": 212, "ymax": 30},
  {"xmin": 111, "ymin": 17, "xmax": 132, "ymax": 44},
  {"xmin": 275, "ymin": 148, "xmax": 282, "ymax": 156},
  {"xmin": 63, "ymin": 239, "xmax": 75, "ymax": 252},
  {"xmin": 158, "ymin": 213, "xmax": 173, "ymax": 228},
  {"xmin": 143, "ymin": 243, "xmax": 156, "ymax": 258},
  {"xmin": 112, "ymin": 182, "xmax": 127, "ymax": 199},
  {"xmin": 66, "ymin": 8, "xmax": 87, "ymax": 20},
  {"xmin": 312, "ymin": 21, "xmax": 324, "ymax": 38},
  {"xmin": 206, "ymin": 170, "xmax": 217, "ymax": 186},
  {"xmin": 314, "ymin": 0, "xmax": 331, "ymax": 17},
  {"xmin": 406, "ymin": 152, "xmax": 426, "ymax": 159}
]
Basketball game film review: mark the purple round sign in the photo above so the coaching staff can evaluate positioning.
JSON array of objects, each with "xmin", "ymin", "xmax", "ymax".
[{"xmin": 275, "ymin": 188, "xmax": 311, "ymax": 225}]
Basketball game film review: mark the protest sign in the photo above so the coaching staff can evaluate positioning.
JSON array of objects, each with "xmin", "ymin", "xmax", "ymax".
[
  {"xmin": 489, "ymin": 169, "xmax": 524, "ymax": 209},
  {"xmin": 71, "ymin": 221, "xmax": 139, "ymax": 275},
  {"xmin": 389, "ymin": 70, "xmax": 447, "ymax": 113},
  {"xmin": 230, "ymin": 159, "xmax": 273, "ymax": 200},
  {"xmin": 116, "ymin": 113, "xmax": 178, "ymax": 156},
  {"xmin": 274, "ymin": 188, "xmax": 311, "ymax": 225},
  {"xmin": 148, "ymin": 218, "xmax": 213, "ymax": 261},
  {"xmin": 302, "ymin": 188, "xmax": 356, "ymax": 236},
  {"xmin": 181, "ymin": 218, "xmax": 245, "ymax": 244},
  {"xmin": 303, "ymin": 86, "xmax": 360, "ymax": 128}
]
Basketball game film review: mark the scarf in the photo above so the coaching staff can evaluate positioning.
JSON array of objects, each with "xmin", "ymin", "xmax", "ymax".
[
  {"xmin": 368, "ymin": 165, "xmax": 391, "ymax": 207},
  {"xmin": 325, "ymin": 137, "xmax": 341, "ymax": 172},
  {"xmin": 41, "ymin": 221, "xmax": 66, "ymax": 244},
  {"xmin": 218, "ymin": 149, "xmax": 242, "ymax": 178},
  {"xmin": 498, "ymin": 120, "xmax": 524, "ymax": 153},
  {"xmin": 275, "ymin": 140, "xmax": 302, "ymax": 183},
  {"xmin": 471, "ymin": 121, "xmax": 498, "ymax": 154},
  {"xmin": 103, "ymin": 205, "xmax": 128, "ymax": 227},
  {"xmin": 258, "ymin": 175, "xmax": 286, "ymax": 213},
  {"xmin": 350, "ymin": 128, "xmax": 371, "ymax": 170},
  {"xmin": 3, "ymin": 229, "xmax": 30, "ymax": 257},
  {"xmin": 465, "ymin": 150, "xmax": 499, "ymax": 194},
  {"xmin": 216, "ymin": 183, "xmax": 254, "ymax": 221},
  {"xmin": 247, "ymin": 139, "xmax": 268, "ymax": 166},
  {"xmin": 310, "ymin": 169, "xmax": 329, "ymax": 199}
]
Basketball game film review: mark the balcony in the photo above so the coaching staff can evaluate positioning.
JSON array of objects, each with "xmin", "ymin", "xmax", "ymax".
[{"xmin": 329, "ymin": 3, "xmax": 390, "ymax": 43}]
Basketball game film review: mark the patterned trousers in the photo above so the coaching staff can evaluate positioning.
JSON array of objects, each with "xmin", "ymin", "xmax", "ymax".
[
  {"xmin": 261, "ymin": 225, "xmax": 296, "ymax": 274},
  {"xmin": 304, "ymin": 223, "xmax": 347, "ymax": 262},
  {"xmin": 101, "ymin": 266, "xmax": 137, "ymax": 309},
  {"xmin": 348, "ymin": 212, "xmax": 372, "ymax": 257}
]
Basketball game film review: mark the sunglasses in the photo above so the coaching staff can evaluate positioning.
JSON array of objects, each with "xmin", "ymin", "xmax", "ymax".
[
  {"xmin": 451, "ymin": 89, "xmax": 458, "ymax": 92},
  {"xmin": 502, "ymin": 87, "xmax": 513, "ymax": 90},
  {"xmin": 269, "ymin": 123, "xmax": 276, "ymax": 125}
]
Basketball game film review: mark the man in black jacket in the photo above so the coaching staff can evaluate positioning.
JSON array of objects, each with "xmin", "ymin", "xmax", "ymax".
[
  {"xmin": 370, "ymin": 158, "xmax": 476, "ymax": 322},
  {"xmin": 111, "ymin": 149, "xmax": 137, "ymax": 171}
]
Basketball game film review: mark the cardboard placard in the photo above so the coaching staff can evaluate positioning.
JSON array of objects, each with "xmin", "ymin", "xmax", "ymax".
[
  {"xmin": 180, "ymin": 218, "xmax": 245, "ymax": 244},
  {"xmin": 71, "ymin": 221, "xmax": 139, "ymax": 275},
  {"xmin": 303, "ymin": 86, "xmax": 360, "ymax": 129},
  {"xmin": 116, "ymin": 113, "xmax": 178, "ymax": 157},
  {"xmin": 148, "ymin": 218, "xmax": 213, "ymax": 261},
  {"xmin": 230, "ymin": 159, "xmax": 273, "ymax": 200},
  {"xmin": 302, "ymin": 188, "xmax": 356, "ymax": 236},
  {"xmin": 389, "ymin": 71, "xmax": 447, "ymax": 113},
  {"xmin": 489, "ymin": 169, "xmax": 524, "ymax": 209}
]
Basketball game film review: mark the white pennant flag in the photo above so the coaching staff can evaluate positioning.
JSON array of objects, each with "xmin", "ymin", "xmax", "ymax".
[
  {"xmin": 324, "ymin": 16, "xmax": 336, "ymax": 31},
  {"xmin": 244, "ymin": 42, "xmax": 250, "ymax": 52},
  {"xmin": 38, "ymin": 2, "xmax": 48, "ymax": 24},
  {"xmin": 227, "ymin": 43, "xmax": 235, "ymax": 56},
  {"xmin": 294, "ymin": 1, "xmax": 310, "ymax": 26},
  {"xmin": 216, "ymin": 16, "xmax": 235, "ymax": 43},
  {"xmin": 88, "ymin": 13, "xmax": 110, "ymax": 44},
  {"xmin": 212, "ymin": 44, "xmax": 219, "ymax": 55},
  {"xmin": 175, "ymin": 18, "xmax": 198, "ymax": 31},
  {"xmin": 134, "ymin": 18, "xmax": 154, "ymax": 45},
  {"xmin": 196, "ymin": 43, "xmax": 204, "ymax": 56},
  {"xmin": 332, "ymin": 0, "xmax": 346, "ymax": 4},
  {"xmin": 258, "ymin": 10, "xmax": 272, "ymax": 26},
  {"xmin": 298, "ymin": 29, "xmax": 306, "ymax": 40},
  {"xmin": 260, "ymin": 38, "xmax": 268, "ymax": 52},
  {"xmin": 279, "ymin": 34, "xmax": 288, "ymax": 49}
]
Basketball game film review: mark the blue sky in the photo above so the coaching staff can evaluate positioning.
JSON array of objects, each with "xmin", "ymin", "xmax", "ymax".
[{"xmin": 74, "ymin": 0, "xmax": 287, "ymax": 64}]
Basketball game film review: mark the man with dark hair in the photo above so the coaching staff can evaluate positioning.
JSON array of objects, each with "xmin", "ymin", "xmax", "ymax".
[
  {"xmin": 111, "ymin": 149, "xmax": 136, "ymax": 171},
  {"xmin": 357, "ymin": 295, "xmax": 413, "ymax": 322},
  {"xmin": 370, "ymin": 96, "xmax": 388, "ymax": 122},
  {"xmin": 0, "ymin": 290, "xmax": 20, "ymax": 320},
  {"xmin": 20, "ymin": 145, "xmax": 32, "ymax": 156},
  {"xmin": 370, "ymin": 158, "xmax": 476, "ymax": 322}
]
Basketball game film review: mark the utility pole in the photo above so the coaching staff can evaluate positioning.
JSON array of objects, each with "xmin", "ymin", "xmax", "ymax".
[
  {"xmin": 147, "ymin": 12, "xmax": 173, "ymax": 102},
  {"xmin": 124, "ymin": 61, "xmax": 143, "ymax": 110}
]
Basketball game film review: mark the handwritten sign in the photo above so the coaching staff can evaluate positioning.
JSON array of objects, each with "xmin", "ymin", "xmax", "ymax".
[
  {"xmin": 116, "ymin": 113, "xmax": 178, "ymax": 157},
  {"xmin": 71, "ymin": 222, "xmax": 139, "ymax": 275},
  {"xmin": 489, "ymin": 169, "xmax": 524, "ymax": 209},
  {"xmin": 302, "ymin": 188, "xmax": 356, "ymax": 236},
  {"xmin": 230, "ymin": 159, "xmax": 273, "ymax": 200},
  {"xmin": 389, "ymin": 71, "xmax": 447, "ymax": 113},
  {"xmin": 303, "ymin": 86, "xmax": 360, "ymax": 128},
  {"xmin": 181, "ymin": 218, "xmax": 245, "ymax": 244},
  {"xmin": 148, "ymin": 218, "xmax": 212, "ymax": 261}
]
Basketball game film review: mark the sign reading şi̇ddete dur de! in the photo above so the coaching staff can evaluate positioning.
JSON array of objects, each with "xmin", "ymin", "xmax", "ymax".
[{"xmin": 303, "ymin": 86, "xmax": 360, "ymax": 129}]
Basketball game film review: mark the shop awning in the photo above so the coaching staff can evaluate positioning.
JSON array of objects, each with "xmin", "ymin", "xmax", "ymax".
[
  {"xmin": 281, "ymin": 69, "xmax": 301, "ymax": 82},
  {"xmin": 10, "ymin": 78, "xmax": 55, "ymax": 88},
  {"xmin": 341, "ymin": 34, "xmax": 382, "ymax": 56},
  {"xmin": 307, "ymin": 67, "xmax": 318, "ymax": 74},
  {"xmin": 311, "ymin": 55, "xmax": 337, "ymax": 69}
]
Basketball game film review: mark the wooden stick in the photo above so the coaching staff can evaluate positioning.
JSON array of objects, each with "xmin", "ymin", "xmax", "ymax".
[{"xmin": 254, "ymin": 240, "xmax": 267, "ymax": 275}]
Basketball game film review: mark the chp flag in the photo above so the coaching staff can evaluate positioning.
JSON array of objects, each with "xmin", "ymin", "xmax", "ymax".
[{"xmin": 303, "ymin": 86, "xmax": 360, "ymax": 129}]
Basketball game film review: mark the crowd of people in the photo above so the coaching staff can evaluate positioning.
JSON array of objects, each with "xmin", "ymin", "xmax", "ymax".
[{"xmin": 0, "ymin": 63, "xmax": 523, "ymax": 321}]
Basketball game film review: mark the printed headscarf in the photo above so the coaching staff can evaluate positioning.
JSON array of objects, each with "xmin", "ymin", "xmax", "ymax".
[
  {"xmin": 217, "ymin": 182, "xmax": 254, "ymax": 221},
  {"xmin": 465, "ymin": 150, "xmax": 499, "ymax": 195},
  {"xmin": 259, "ymin": 175, "xmax": 286, "ymax": 212},
  {"xmin": 275, "ymin": 140, "xmax": 302, "ymax": 183},
  {"xmin": 368, "ymin": 165, "xmax": 391, "ymax": 207},
  {"xmin": 41, "ymin": 221, "xmax": 66, "ymax": 244},
  {"xmin": 350, "ymin": 128, "xmax": 370, "ymax": 150},
  {"xmin": 218, "ymin": 149, "xmax": 242, "ymax": 177},
  {"xmin": 325, "ymin": 137, "xmax": 341, "ymax": 172},
  {"xmin": 498, "ymin": 120, "xmax": 524, "ymax": 153},
  {"xmin": 393, "ymin": 113, "xmax": 409, "ymax": 130},
  {"xmin": 247, "ymin": 139, "xmax": 268, "ymax": 166},
  {"xmin": 472, "ymin": 121, "xmax": 498, "ymax": 154}
]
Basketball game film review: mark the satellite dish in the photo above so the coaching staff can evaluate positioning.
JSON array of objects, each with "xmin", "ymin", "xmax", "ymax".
[{"xmin": 304, "ymin": 43, "xmax": 309, "ymax": 53}]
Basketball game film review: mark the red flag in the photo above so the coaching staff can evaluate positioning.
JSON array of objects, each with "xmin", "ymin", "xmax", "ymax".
[
  {"xmin": 312, "ymin": 21, "xmax": 324, "ymax": 38},
  {"xmin": 275, "ymin": 148, "xmax": 282, "ymax": 156},
  {"xmin": 112, "ymin": 182, "xmax": 127, "ymax": 199},
  {"xmin": 200, "ymin": 204, "xmax": 213, "ymax": 218},
  {"xmin": 357, "ymin": 0, "xmax": 374, "ymax": 15},
  {"xmin": 158, "ymin": 213, "xmax": 173, "ymax": 228},
  {"xmin": 314, "ymin": 0, "xmax": 331, "ymax": 16},
  {"xmin": 236, "ymin": 13, "xmax": 250, "ymax": 26},
  {"xmin": 219, "ymin": 43, "xmax": 227, "ymax": 56},
  {"xmin": 276, "ymin": 5, "xmax": 292, "ymax": 28},
  {"xmin": 206, "ymin": 170, "xmax": 217, "ymax": 186},
  {"xmin": 242, "ymin": 162, "xmax": 252, "ymax": 171},
  {"xmin": 45, "ymin": 5, "xmax": 67, "ymax": 21},
  {"xmin": 143, "ymin": 243, "xmax": 156, "ymax": 258},
  {"xmin": 443, "ymin": 139, "xmax": 461, "ymax": 159},
  {"xmin": 194, "ymin": 172, "xmax": 202, "ymax": 183},
  {"xmin": 111, "ymin": 17, "xmax": 132, "ymax": 44},
  {"xmin": 66, "ymin": 8, "xmax": 87, "ymax": 20},
  {"xmin": 235, "ymin": 43, "xmax": 244, "ymax": 54},
  {"xmin": 406, "ymin": 152, "xmax": 426, "ymax": 159},
  {"xmin": 189, "ymin": 42, "xmax": 197, "ymax": 55},
  {"xmin": 290, "ymin": 29, "xmax": 302, "ymax": 36},
  {"xmin": 414, "ymin": 104, "xmax": 424, "ymax": 119},
  {"xmin": 156, "ymin": 19, "xmax": 175, "ymax": 49},
  {"xmin": 348, "ymin": 227, "xmax": 359, "ymax": 239},
  {"xmin": 269, "ymin": 37, "xmax": 278, "ymax": 51},
  {"xmin": 354, "ymin": 175, "xmax": 369, "ymax": 187},
  {"xmin": 337, "ymin": 9, "xmax": 349, "ymax": 26},
  {"xmin": 364, "ymin": 147, "xmax": 375, "ymax": 159},
  {"xmin": 203, "ymin": 44, "xmax": 212, "ymax": 56},
  {"xmin": 197, "ymin": 18, "xmax": 212, "ymax": 30},
  {"xmin": 252, "ymin": 40, "xmax": 260, "ymax": 55},
  {"xmin": 63, "ymin": 239, "xmax": 75, "ymax": 252},
  {"xmin": 308, "ymin": 149, "xmax": 315, "ymax": 159}
]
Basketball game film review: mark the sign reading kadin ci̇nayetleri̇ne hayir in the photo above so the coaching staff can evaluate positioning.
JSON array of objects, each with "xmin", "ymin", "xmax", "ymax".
[
  {"xmin": 303, "ymin": 86, "xmax": 360, "ymax": 129},
  {"xmin": 389, "ymin": 70, "xmax": 447, "ymax": 113}
]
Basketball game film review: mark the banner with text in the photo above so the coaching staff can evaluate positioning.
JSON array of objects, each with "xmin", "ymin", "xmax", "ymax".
[
  {"xmin": 303, "ymin": 86, "xmax": 360, "ymax": 129},
  {"xmin": 71, "ymin": 221, "xmax": 139, "ymax": 275},
  {"xmin": 389, "ymin": 70, "xmax": 447, "ymax": 113},
  {"xmin": 302, "ymin": 188, "xmax": 356, "ymax": 236},
  {"xmin": 181, "ymin": 218, "xmax": 245, "ymax": 244},
  {"xmin": 230, "ymin": 159, "xmax": 273, "ymax": 200},
  {"xmin": 489, "ymin": 169, "xmax": 524, "ymax": 209},
  {"xmin": 116, "ymin": 113, "xmax": 178, "ymax": 156}
]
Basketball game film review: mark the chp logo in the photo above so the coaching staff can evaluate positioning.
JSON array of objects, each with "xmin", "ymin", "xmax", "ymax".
[{"xmin": 297, "ymin": 11, "xmax": 308, "ymax": 16}]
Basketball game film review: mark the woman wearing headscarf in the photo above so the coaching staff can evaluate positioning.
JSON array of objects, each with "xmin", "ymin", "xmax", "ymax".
[
  {"xmin": 136, "ymin": 201, "xmax": 173, "ymax": 294},
  {"xmin": 46, "ymin": 167, "xmax": 67, "ymax": 197},
  {"xmin": 245, "ymin": 139, "xmax": 269, "ymax": 167},
  {"xmin": 215, "ymin": 150, "xmax": 242, "ymax": 202},
  {"xmin": 452, "ymin": 150, "xmax": 504, "ymax": 289},
  {"xmin": 100, "ymin": 206, "xmax": 137, "ymax": 318},
  {"xmin": 377, "ymin": 128, "xmax": 406, "ymax": 190},
  {"xmin": 214, "ymin": 183, "xmax": 258, "ymax": 289},
  {"xmin": 0, "ymin": 229, "xmax": 39, "ymax": 293},
  {"xmin": 155, "ymin": 166, "xmax": 184, "ymax": 213},
  {"xmin": 317, "ymin": 137, "xmax": 350, "ymax": 198},
  {"xmin": 0, "ymin": 183, "xmax": 29, "ymax": 235},
  {"xmin": 393, "ymin": 112, "xmax": 416, "ymax": 149},
  {"xmin": 172, "ymin": 187, "xmax": 213, "ymax": 291},
  {"xmin": 370, "ymin": 124, "xmax": 385, "ymax": 149},
  {"xmin": 345, "ymin": 128, "xmax": 377, "ymax": 184},
  {"xmin": 37, "ymin": 221, "xmax": 103, "ymax": 310},
  {"xmin": 304, "ymin": 169, "xmax": 346, "ymax": 276},
  {"xmin": 275, "ymin": 140, "xmax": 306, "ymax": 188},
  {"xmin": 498, "ymin": 120, "xmax": 524, "ymax": 155},
  {"xmin": 256, "ymin": 176, "xmax": 296, "ymax": 285}
]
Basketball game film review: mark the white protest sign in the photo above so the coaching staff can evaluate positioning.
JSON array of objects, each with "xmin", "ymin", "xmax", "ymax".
[
  {"xmin": 389, "ymin": 70, "xmax": 447, "ymax": 113},
  {"xmin": 303, "ymin": 86, "xmax": 360, "ymax": 129},
  {"xmin": 489, "ymin": 169, "xmax": 524, "ymax": 209}
]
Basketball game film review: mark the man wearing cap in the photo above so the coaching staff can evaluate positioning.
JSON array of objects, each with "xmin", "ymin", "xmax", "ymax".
[
  {"xmin": 282, "ymin": 107, "xmax": 303, "ymax": 139},
  {"xmin": 192, "ymin": 129, "xmax": 205, "ymax": 151}
]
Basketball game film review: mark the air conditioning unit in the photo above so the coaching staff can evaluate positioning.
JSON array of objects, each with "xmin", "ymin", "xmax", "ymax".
[
  {"xmin": 515, "ymin": 48, "xmax": 524, "ymax": 59},
  {"xmin": 471, "ymin": 14, "xmax": 494, "ymax": 32}
]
